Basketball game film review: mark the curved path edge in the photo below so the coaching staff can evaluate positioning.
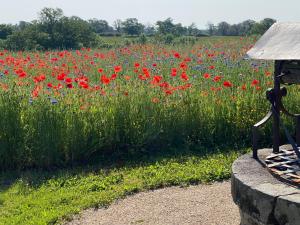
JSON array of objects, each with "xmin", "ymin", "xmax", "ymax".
[{"xmin": 65, "ymin": 181, "xmax": 239, "ymax": 225}]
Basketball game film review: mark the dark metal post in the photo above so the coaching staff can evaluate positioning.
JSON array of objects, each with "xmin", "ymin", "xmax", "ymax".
[
  {"xmin": 273, "ymin": 60, "xmax": 282, "ymax": 153},
  {"xmin": 296, "ymin": 116, "xmax": 300, "ymax": 146},
  {"xmin": 252, "ymin": 126, "xmax": 258, "ymax": 159}
]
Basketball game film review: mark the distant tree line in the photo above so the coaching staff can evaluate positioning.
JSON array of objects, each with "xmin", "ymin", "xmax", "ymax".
[
  {"xmin": 0, "ymin": 7, "xmax": 276, "ymax": 50},
  {"xmin": 207, "ymin": 18, "xmax": 276, "ymax": 36}
]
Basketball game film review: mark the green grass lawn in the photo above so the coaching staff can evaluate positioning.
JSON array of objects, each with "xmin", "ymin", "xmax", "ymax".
[{"xmin": 0, "ymin": 148, "xmax": 245, "ymax": 225}]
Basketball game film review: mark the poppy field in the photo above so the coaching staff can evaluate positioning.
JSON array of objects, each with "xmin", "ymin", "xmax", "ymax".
[{"xmin": 0, "ymin": 37, "xmax": 298, "ymax": 170}]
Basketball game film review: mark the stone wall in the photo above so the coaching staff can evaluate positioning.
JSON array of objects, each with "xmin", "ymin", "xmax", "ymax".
[{"xmin": 231, "ymin": 148, "xmax": 300, "ymax": 225}]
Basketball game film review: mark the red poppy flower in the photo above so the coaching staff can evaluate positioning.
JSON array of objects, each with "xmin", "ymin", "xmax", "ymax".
[
  {"xmin": 53, "ymin": 83, "xmax": 63, "ymax": 90},
  {"xmin": 152, "ymin": 75, "xmax": 162, "ymax": 84},
  {"xmin": 251, "ymin": 79, "xmax": 259, "ymax": 86},
  {"xmin": 223, "ymin": 81, "xmax": 233, "ymax": 88},
  {"xmin": 101, "ymin": 75, "xmax": 111, "ymax": 85},
  {"xmin": 184, "ymin": 57, "xmax": 191, "ymax": 62},
  {"xmin": 114, "ymin": 65, "xmax": 122, "ymax": 73},
  {"xmin": 138, "ymin": 75, "xmax": 147, "ymax": 80},
  {"xmin": 159, "ymin": 82, "xmax": 170, "ymax": 88},
  {"xmin": 33, "ymin": 74, "xmax": 46, "ymax": 83},
  {"xmin": 111, "ymin": 73, "xmax": 117, "ymax": 80},
  {"xmin": 180, "ymin": 62, "xmax": 188, "ymax": 70},
  {"xmin": 57, "ymin": 73, "xmax": 66, "ymax": 81},
  {"xmin": 32, "ymin": 86, "xmax": 41, "ymax": 98},
  {"xmin": 203, "ymin": 73, "xmax": 210, "ymax": 79},
  {"xmin": 171, "ymin": 68, "xmax": 177, "ymax": 76},
  {"xmin": 181, "ymin": 72, "xmax": 189, "ymax": 81},
  {"xmin": 213, "ymin": 76, "xmax": 222, "ymax": 82},
  {"xmin": 65, "ymin": 77, "xmax": 72, "ymax": 83},
  {"xmin": 142, "ymin": 68, "xmax": 150, "ymax": 78},
  {"xmin": 165, "ymin": 90, "xmax": 173, "ymax": 95},
  {"xmin": 39, "ymin": 74, "xmax": 46, "ymax": 81},
  {"xmin": 79, "ymin": 81, "xmax": 89, "ymax": 89},
  {"xmin": 66, "ymin": 83, "xmax": 73, "ymax": 89},
  {"xmin": 94, "ymin": 85, "xmax": 100, "ymax": 90},
  {"xmin": 18, "ymin": 72, "xmax": 27, "ymax": 78},
  {"xmin": 174, "ymin": 52, "xmax": 181, "ymax": 58},
  {"xmin": 265, "ymin": 71, "xmax": 271, "ymax": 77}
]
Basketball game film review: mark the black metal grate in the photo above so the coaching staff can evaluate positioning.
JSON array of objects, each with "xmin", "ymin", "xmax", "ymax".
[{"xmin": 265, "ymin": 148, "xmax": 300, "ymax": 187}]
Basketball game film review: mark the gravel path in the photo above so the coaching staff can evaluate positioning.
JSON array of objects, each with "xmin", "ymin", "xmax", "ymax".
[{"xmin": 66, "ymin": 181, "xmax": 240, "ymax": 225}]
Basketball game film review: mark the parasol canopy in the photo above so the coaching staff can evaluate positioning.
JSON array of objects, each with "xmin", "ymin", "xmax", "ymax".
[{"xmin": 247, "ymin": 22, "xmax": 300, "ymax": 60}]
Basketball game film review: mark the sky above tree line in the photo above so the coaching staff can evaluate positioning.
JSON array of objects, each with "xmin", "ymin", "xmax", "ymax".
[{"xmin": 0, "ymin": 0, "xmax": 299, "ymax": 29}]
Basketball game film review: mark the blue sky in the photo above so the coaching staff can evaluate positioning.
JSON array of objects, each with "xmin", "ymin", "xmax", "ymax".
[{"xmin": 0, "ymin": 0, "xmax": 300, "ymax": 28}]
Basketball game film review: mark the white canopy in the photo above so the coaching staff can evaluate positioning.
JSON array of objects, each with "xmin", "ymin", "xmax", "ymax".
[{"xmin": 247, "ymin": 22, "xmax": 300, "ymax": 60}]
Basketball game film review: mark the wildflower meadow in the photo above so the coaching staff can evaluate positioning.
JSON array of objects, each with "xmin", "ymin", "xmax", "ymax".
[{"xmin": 0, "ymin": 37, "xmax": 298, "ymax": 170}]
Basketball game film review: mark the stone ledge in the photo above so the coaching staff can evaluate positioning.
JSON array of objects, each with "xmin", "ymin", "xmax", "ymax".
[{"xmin": 231, "ymin": 146, "xmax": 300, "ymax": 225}]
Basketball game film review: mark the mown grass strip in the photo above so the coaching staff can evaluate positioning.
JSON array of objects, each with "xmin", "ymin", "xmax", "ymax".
[{"xmin": 0, "ymin": 150, "xmax": 243, "ymax": 225}]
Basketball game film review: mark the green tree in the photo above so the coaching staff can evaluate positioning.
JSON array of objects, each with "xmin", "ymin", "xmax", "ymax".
[
  {"xmin": 37, "ymin": 8, "xmax": 96, "ymax": 49},
  {"xmin": 250, "ymin": 18, "xmax": 276, "ymax": 35},
  {"xmin": 5, "ymin": 23, "xmax": 49, "ymax": 50},
  {"xmin": 187, "ymin": 23, "xmax": 201, "ymax": 36},
  {"xmin": 121, "ymin": 18, "xmax": 144, "ymax": 36},
  {"xmin": 113, "ymin": 19, "xmax": 123, "ymax": 34},
  {"xmin": 39, "ymin": 7, "xmax": 63, "ymax": 32},
  {"xmin": 156, "ymin": 18, "xmax": 175, "ymax": 35},
  {"xmin": 0, "ymin": 24, "xmax": 14, "ymax": 39},
  {"xmin": 144, "ymin": 24, "xmax": 156, "ymax": 36},
  {"xmin": 88, "ymin": 19, "xmax": 112, "ymax": 34},
  {"xmin": 238, "ymin": 20, "xmax": 256, "ymax": 35},
  {"xmin": 17, "ymin": 21, "xmax": 31, "ymax": 31},
  {"xmin": 56, "ymin": 16, "xmax": 97, "ymax": 48},
  {"xmin": 217, "ymin": 21, "xmax": 231, "ymax": 36},
  {"xmin": 38, "ymin": 7, "xmax": 64, "ymax": 48},
  {"xmin": 173, "ymin": 23, "xmax": 187, "ymax": 36},
  {"xmin": 207, "ymin": 22, "xmax": 216, "ymax": 36}
]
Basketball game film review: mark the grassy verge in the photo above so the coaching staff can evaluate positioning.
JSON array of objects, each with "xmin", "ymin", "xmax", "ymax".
[{"xmin": 0, "ymin": 148, "xmax": 245, "ymax": 225}]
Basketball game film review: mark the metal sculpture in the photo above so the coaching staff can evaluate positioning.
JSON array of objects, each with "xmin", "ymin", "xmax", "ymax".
[{"xmin": 248, "ymin": 22, "xmax": 300, "ymax": 186}]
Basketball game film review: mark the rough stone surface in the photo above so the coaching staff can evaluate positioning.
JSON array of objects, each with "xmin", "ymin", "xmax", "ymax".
[
  {"xmin": 231, "ymin": 146, "xmax": 300, "ymax": 225},
  {"xmin": 239, "ymin": 210, "xmax": 265, "ymax": 225},
  {"xmin": 275, "ymin": 194, "xmax": 300, "ymax": 225},
  {"xmin": 65, "ymin": 181, "xmax": 240, "ymax": 225}
]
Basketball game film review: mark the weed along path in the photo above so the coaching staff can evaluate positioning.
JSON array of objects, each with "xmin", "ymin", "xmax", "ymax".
[{"xmin": 66, "ymin": 181, "xmax": 239, "ymax": 225}]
